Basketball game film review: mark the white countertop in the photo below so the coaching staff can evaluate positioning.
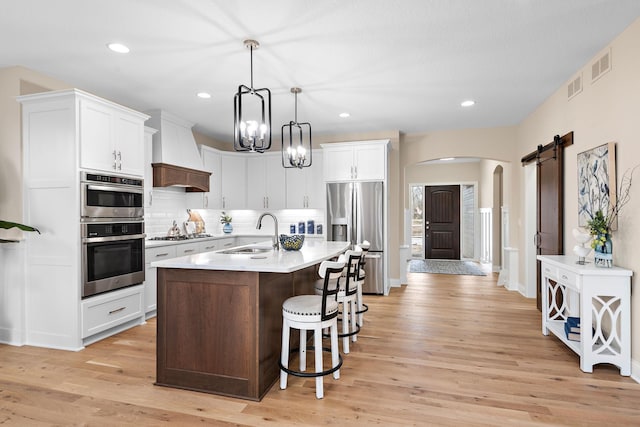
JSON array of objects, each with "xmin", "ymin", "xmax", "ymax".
[
  {"xmin": 145, "ymin": 233, "xmax": 325, "ymax": 249},
  {"xmin": 151, "ymin": 239, "xmax": 349, "ymax": 273}
]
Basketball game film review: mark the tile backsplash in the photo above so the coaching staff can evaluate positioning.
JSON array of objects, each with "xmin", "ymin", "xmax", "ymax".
[{"xmin": 145, "ymin": 188, "xmax": 325, "ymax": 238}]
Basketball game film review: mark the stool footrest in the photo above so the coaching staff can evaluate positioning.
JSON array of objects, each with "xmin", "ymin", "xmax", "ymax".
[
  {"xmin": 356, "ymin": 303, "xmax": 369, "ymax": 315},
  {"xmin": 323, "ymin": 323, "xmax": 360, "ymax": 339},
  {"xmin": 279, "ymin": 346, "xmax": 343, "ymax": 378}
]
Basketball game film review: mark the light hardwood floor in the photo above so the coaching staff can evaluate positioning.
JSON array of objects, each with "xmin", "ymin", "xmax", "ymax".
[{"xmin": 2, "ymin": 271, "xmax": 640, "ymax": 426}]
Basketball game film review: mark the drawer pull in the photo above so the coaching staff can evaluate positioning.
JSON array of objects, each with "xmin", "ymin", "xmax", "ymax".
[
  {"xmin": 224, "ymin": 242, "xmax": 233, "ymax": 247},
  {"xmin": 561, "ymin": 275, "xmax": 569, "ymax": 280},
  {"xmin": 155, "ymin": 252, "xmax": 169, "ymax": 257},
  {"xmin": 204, "ymin": 245, "xmax": 215, "ymax": 250},
  {"xmin": 108, "ymin": 306, "xmax": 126, "ymax": 315},
  {"xmin": 184, "ymin": 249, "xmax": 195, "ymax": 253}
]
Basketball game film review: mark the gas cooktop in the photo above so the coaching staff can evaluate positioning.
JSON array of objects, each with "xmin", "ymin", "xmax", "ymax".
[{"xmin": 148, "ymin": 234, "xmax": 213, "ymax": 241}]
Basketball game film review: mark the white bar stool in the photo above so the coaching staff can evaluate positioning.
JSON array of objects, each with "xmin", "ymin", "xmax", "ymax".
[
  {"xmin": 316, "ymin": 248, "xmax": 361, "ymax": 354},
  {"xmin": 356, "ymin": 240, "xmax": 370, "ymax": 326},
  {"xmin": 279, "ymin": 259, "xmax": 345, "ymax": 399}
]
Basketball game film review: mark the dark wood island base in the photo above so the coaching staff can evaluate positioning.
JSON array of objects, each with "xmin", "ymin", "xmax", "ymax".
[{"xmin": 155, "ymin": 265, "xmax": 318, "ymax": 401}]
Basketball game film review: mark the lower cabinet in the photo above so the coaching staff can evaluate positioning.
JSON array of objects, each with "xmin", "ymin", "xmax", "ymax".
[
  {"xmin": 198, "ymin": 237, "xmax": 235, "ymax": 253},
  {"xmin": 145, "ymin": 245, "xmax": 177, "ymax": 316},
  {"xmin": 81, "ymin": 285, "xmax": 145, "ymax": 341}
]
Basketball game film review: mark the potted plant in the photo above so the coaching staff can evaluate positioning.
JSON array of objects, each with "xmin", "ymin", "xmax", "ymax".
[
  {"xmin": 0, "ymin": 220, "xmax": 40, "ymax": 243},
  {"xmin": 586, "ymin": 165, "xmax": 638, "ymax": 267},
  {"xmin": 220, "ymin": 212, "xmax": 233, "ymax": 234}
]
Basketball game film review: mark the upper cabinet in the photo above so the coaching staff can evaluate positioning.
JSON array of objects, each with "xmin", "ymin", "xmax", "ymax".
[
  {"xmin": 186, "ymin": 146, "xmax": 222, "ymax": 209},
  {"xmin": 220, "ymin": 152, "xmax": 247, "ymax": 209},
  {"xmin": 322, "ymin": 140, "xmax": 389, "ymax": 182},
  {"xmin": 285, "ymin": 150, "xmax": 324, "ymax": 209},
  {"xmin": 247, "ymin": 153, "xmax": 286, "ymax": 209},
  {"xmin": 79, "ymin": 96, "xmax": 147, "ymax": 176},
  {"xmin": 143, "ymin": 126, "xmax": 158, "ymax": 208}
]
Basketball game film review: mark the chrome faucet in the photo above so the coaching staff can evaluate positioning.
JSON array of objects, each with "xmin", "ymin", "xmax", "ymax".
[{"xmin": 256, "ymin": 212, "xmax": 280, "ymax": 250}]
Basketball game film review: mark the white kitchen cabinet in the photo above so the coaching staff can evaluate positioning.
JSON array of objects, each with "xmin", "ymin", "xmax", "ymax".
[
  {"xmin": 79, "ymin": 96, "xmax": 147, "ymax": 176},
  {"xmin": 143, "ymin": 126, "xmax": 157, "ymax": 208},
  {"xmin": 220, "ymin": 153, "xmax": 247, "ymax": 209},
  {"xmin": 247, "ymin": 153, "xmax": 286, "ymax": 209},
  {"xmin": 18, "ymin": 89, "xmax": 149, "ymax": 350},
  {"xmin": 538, "ymin": 255, "xmax": 632, "ymax": 375},
  {"xmin": 144, "ymin": 245, "xmax": 177, "ymax": 316},
  {"xmin": 186, "ymin": 146, "xmax": 222, "ymax": 209},
  {"xmin": 285, "ymin": 150, "xmax": 324, "ymax": 209},
  {"xmin": 198, "ymin": 237, "xmax": 235, "ymax": 253},
  {"xmin": 176, "ymin": 242, "xmax": 200, "ymax": 257},
  {"xmin": 81, "ymin": 285, "xmax": 144, "ymax": 340},
  {"xmin": 322, "ymin": 140, "xmax": 388, "ymax": 182}
]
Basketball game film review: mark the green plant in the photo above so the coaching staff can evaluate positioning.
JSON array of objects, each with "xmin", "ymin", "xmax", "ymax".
[
  {"xmin": 0, "ymin": 220, "xmax": 40, "ymax": 243},
  {"xmin": 219, "ymin": 212, "xmax": 232, "ymax": 224},
  {"xmin": 586, "ymin": 210, "xmax": 609, "ymax": 249}
]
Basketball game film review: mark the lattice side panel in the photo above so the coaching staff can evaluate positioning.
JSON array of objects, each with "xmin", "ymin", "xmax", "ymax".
[
  {"xmin": 547, "ymin": 279, "xmax": 568, "ymax": 321},
  {"xmin": 591, "ymin": 295, "xmax": 622, "ymax": 356}
]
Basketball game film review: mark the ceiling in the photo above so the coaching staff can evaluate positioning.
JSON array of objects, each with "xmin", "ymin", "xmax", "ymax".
[{"xmin": 3, "ymin": 1, "xmax": 640, "ymax": 144}]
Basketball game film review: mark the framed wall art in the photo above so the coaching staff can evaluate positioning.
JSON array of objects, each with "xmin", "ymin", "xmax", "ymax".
[{"xmin": 577, "ymin": 142, "xmax": 616, "ymax": 229}]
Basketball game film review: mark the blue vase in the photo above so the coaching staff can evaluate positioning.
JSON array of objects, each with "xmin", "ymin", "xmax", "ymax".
[
  {"xmin": 594, "ymin": 233, "xmax": 612, "ymax": 267},
  {"xmin": 223, "ymin": 222, "xmax": 233, "ymax": 234}
]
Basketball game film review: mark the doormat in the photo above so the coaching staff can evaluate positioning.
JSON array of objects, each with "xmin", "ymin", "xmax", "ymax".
[{"xmin": 408, "ymin": 259, "xmax": 486, "ymax": 276}]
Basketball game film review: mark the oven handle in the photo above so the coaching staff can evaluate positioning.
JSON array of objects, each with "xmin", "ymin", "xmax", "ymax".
[
  {"xmin": 83, "ymin": 233, "xmax": 146, "ymax": 243},
  {"xmin": 86, "ymin": 184, "xmax": 144, "ymax": 194}
]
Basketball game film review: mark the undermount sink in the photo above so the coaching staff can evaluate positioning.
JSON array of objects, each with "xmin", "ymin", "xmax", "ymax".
[{"xmin": 220, "ymin": 246, "xmax": 273, "ymax": 255}]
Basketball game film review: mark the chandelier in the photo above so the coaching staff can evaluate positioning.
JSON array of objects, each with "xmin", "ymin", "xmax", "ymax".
[
  {"xmin": 233, "ymin": 39, "xmax": 271, "ymax": 153},
  {"xmin": 282, "ymin": 87, "xmax": 312, "ymax": 168}
]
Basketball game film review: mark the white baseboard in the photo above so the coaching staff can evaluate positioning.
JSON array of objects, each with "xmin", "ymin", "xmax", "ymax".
[{"xmin": 631, "ymin": 359, "xmax": 640, "ymax": 384}]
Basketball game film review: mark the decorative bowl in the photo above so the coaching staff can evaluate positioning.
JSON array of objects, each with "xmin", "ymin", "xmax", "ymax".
[{"xmin": 280, "ymin": 234, "xmax": 305, "ymax": 251}]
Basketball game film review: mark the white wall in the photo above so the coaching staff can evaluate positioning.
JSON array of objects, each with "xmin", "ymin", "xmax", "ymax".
[{"xmin": 514, "ymin": 17, "xmax": 640, "ymax": 373}]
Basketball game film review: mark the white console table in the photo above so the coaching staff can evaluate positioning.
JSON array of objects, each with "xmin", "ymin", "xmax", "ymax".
[{"xmin": 538, "ymin": 255, "xmax": 632, "ymax": 376}]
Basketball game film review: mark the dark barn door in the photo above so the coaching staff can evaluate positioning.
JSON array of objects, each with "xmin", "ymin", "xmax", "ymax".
[
  {"xmin": 522, "ymin": 133, "xmax": 572, "ymax": 311},
  {"xmin": 424, "ymin": 185, "xmax": 460, "ymax": 260}
]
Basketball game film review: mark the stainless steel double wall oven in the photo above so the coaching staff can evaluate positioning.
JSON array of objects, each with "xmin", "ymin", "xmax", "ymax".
[{"xmin": 81, "ymin": 172, "xmax": 145, "ymax": 298}]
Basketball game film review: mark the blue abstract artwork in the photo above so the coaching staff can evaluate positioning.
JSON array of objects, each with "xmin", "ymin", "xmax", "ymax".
[{"xmin": 577, "ymin": 142, "xmax": 616, "ymax": 228}]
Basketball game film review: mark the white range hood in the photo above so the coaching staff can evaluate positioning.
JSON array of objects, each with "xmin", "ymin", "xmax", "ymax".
[{"xmin": 145, "ymin": 109, "xmax": 210, "ymax": 192}]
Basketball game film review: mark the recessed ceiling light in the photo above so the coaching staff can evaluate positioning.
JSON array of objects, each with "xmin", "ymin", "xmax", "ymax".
[
  {"xmin": 440, "ymin": 157, "xmax": 455, "ymax": 161},
  {"xmin": 197, "ymin": 92, "xmax": 211, "ymax": 99},
  {"xmin": 107, "ymin": 43, "xmax": 130, "ymax": 53},
  {"xmin": 339, "ymin": 112, "xmax": 350, "ymax": 118},
  {"xmin": 460, "ymin": 100, "xmax": 475, "ymax": 107}
]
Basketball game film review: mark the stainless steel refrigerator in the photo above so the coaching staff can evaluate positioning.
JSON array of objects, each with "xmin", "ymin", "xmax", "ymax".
[{"xmin": 326, "ymin": 181, "xmax": 384, "ymax": 294}]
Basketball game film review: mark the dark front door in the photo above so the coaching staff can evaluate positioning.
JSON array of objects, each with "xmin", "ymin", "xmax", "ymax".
[{"xmin": 424, "ymin": 185, "xmax": 460, "ymax": 259}]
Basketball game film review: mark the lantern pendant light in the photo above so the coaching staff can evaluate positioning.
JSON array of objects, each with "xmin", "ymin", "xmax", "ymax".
[
  {"xmin": 233, "ymin": 39, "xmax": 271, "ymax": 153},
  {"xmin": 281, "ymin": 87, "xmax": 312, "ymax": 168}
]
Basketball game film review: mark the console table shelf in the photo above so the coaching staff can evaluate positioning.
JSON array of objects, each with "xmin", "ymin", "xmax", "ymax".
[{"xmin": 538, "ymin": 255, "xmax": 632, "ymax": 376}]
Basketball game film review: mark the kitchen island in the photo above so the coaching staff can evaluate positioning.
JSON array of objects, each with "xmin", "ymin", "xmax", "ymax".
[{"xmin": 151, "ymin": 240, "xmax": 349, "ymax": 401}]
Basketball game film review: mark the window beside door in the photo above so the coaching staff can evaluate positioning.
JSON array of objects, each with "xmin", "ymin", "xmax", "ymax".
[{"xmin": 409, "ymin": 183, "xmax": 476, "ymax": 259}]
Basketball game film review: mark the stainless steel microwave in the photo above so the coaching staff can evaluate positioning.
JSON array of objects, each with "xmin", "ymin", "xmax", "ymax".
[{"xmin": 81, "ymin": 172, "xmax": 144, "ymax": 219}]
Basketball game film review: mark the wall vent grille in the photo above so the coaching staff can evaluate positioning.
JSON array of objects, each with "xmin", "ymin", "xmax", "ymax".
[
  {"xmin": 567, "ymin": 74, "xmax": 583, "ymax": 100},
  {"xmin": 592, "ymin": 48, "xmax": 611, "ymax": 83}
]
